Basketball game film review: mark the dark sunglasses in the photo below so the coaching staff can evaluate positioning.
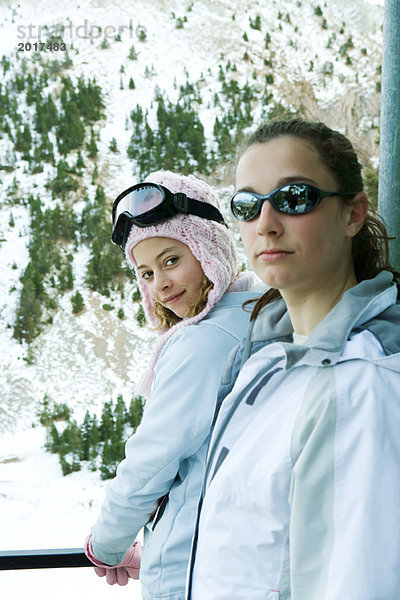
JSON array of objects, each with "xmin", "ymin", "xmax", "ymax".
[
  {"xmin": 112, "ymin": 182, "xmax": 227, "ymax": 251},
  {"xmin": 230, "ymin": 183, "xmax": 357, "ymax": 222}
]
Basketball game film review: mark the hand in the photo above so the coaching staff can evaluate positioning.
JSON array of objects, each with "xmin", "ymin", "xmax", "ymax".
[{"xmin": 85, "ymin": 535, "xmax": 142, "ymax": 586}]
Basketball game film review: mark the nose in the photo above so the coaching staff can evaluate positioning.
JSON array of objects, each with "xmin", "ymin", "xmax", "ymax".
[
  {"xmin": 153, "ymin": 271, "xmax": 173, "ymax": 294},
  {"xmin": 255, "ymin": 199, "xmax": 284, "ymax": 237}
]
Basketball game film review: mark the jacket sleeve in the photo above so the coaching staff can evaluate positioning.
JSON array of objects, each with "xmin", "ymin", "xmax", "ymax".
[
  {"xmin": 288, "ymin": 360, "xmax": 400, "ymax": 600},
  {"xmin": 90, "ymin": 322, "xmax": 241, "ymax": 565}
]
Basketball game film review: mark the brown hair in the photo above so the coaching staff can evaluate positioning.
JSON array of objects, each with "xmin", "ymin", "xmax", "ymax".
[
  {"xmin": 239, "ymin": 118, "xmax": 399, "ymax": 319},
  {"xmin": 153, "ymin": 277, "xmax": 214, "ymax": 329}
]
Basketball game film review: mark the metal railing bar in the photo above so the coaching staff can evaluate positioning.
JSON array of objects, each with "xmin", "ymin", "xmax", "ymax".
[{"xmin": 0, "ymin": 548, "xmax": 92, "ymax": 570}]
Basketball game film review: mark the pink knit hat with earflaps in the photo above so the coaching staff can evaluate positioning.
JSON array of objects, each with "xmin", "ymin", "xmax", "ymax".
[{"xmin": 124, "ymin": 170, "xmax": 239, "ymax": 397}]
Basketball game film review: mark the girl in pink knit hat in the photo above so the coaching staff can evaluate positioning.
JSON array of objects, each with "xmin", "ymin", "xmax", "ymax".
[{"xmin": 85, "ymin": 170, "xmax": 260, "ymax": 599}]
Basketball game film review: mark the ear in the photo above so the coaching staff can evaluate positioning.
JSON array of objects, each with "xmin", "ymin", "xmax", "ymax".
[{"xmin": 345, "ymin": 193, "xmax": 368, "ymax": 238}]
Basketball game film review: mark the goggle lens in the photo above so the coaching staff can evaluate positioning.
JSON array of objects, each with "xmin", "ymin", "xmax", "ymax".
[{"xmin": 113, "ymin": 185, "xmax": 165, "ymax": 224}]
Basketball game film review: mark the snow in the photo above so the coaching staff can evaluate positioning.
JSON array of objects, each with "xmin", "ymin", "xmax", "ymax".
[
  {"xmin": 0, "ymin": 0, "xmax": 384, "ymax": 596},
  {"xmin": 1, "ymin": 569, "xmax": 141, "ymax": 599},
  {"xmin": 0, "ymin": 427, "xmax": 143, "ymax": 597}
]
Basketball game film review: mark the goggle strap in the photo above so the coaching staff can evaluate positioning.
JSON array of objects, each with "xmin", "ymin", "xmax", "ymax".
[
  {"xmin": 173, "ymin": 192, "xmax": 189, "ymax": 212},
  {"xmin": 175, "ymin": 195, "xmax": 227, "ymax": 227}
]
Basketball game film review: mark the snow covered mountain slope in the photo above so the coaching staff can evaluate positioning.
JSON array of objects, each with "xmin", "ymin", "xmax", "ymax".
[{"xmin": 0, "ymin": 0, "xmax": 384, "ymax": 429}]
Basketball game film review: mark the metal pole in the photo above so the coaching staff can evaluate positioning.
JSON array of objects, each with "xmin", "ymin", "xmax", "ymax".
[
  {"xmin": 0, "ymin": 548, "xmax": 92, "ymax": 570},
  {"xmin": 378, "ymin": 0, "xmax": 400, "ymax": 270}
]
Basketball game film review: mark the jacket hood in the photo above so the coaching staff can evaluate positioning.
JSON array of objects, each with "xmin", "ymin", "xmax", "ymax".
[{"xmin": 249, "ymin": 271, "xmax": 400, "ymax": 371}]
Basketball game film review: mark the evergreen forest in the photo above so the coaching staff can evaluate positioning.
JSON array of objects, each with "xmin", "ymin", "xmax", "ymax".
[{"xmin": 38, "ymin": 395, "xmax": 144, "ymax": 479}]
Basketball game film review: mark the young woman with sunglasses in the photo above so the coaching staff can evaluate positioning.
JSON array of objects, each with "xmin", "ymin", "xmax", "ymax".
[
  {"xmin": 84, "ymin": 170, "xmax": 259, "ymax": 598},
  {"xmin": 187, "ymin": 118, "xmax": 400, "ymax": 599}
]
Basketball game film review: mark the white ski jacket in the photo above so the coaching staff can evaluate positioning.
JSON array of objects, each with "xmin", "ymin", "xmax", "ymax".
[
  {"xmin": 90, "ymin": 290, "xmax": 259, "ymax": 599},
  {"xmin": 188, "ymin": 271, "xmax": 400, "ymax": 600}
]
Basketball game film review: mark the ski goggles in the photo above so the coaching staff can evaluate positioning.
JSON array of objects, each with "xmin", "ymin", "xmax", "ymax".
[
  {"xmin": 112, "ymin": 182, "xmax": 227, "ymax": 251},
  {"xmin": 230, "ymin": 183, "xmax": 357, "ymax": 222}
]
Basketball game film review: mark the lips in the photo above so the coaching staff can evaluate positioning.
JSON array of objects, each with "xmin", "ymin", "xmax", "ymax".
[
  {"xmin": 257, "ymin": 249, "xmax": 293, "ymax": 259},
  {"xmin": 161, "ymin": 291, "xmax": 185, "ymax": 304}
]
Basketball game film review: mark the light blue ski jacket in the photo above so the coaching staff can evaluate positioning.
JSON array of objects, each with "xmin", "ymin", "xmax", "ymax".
[
  {"xmin": 90, "ymin": 290, "xmax": 259, "ymax": 599},
  {"xmin": 188, "ymin": 271, "xmax": 400, "ymax": 600}
]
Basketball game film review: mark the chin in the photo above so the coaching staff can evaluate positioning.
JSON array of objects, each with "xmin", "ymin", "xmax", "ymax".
[
  {"xmin": 254, "ymin": 270, "xmax": 282, "ymax": 289},
  {"xmin": 172, "ymin": 306, "xmax": 187, "ymax": 319},
  {"xmin": 256, "ymin": 265, "xmax": 296, "ymax": 290}
]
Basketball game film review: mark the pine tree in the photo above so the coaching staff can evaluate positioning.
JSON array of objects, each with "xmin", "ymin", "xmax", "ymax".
[
  {"xmin": 128, "ymin": 397, "xmax": 144, "ymax": 430},
  {"xmin": 61, "ymin": 420, "xmax": 82, "ymax": 473},
  {"xmin": 46, "ymin": 423, "xmax": 61, "ymax": 453},
  {"xmin": 91, "ymin": 163, "xmax": 99, "ymax": 184},
  {"xmin": 249, "ymin": 15, "xmax": 261, "ymax": 30},
  {"xmin": 81, "ymin": 410, "xmax": 98, "ymax": 461},
  {"xmin": 60, "ymin": 455, "xmax": 73, "ymax": 476},
  {"xmin": 48, "ymin": 160, "xmax": 79, "ymax": 197},
  {"xmin": 100, "ymin": 401, "xmax": 115, "ymax": 441},
  {"xmin": 35, "ymin": 133, "xmax": 55, "ymax": 164},
  {"xmin": 14, "ymin": 124, "xmax": 32, "ymax": 157},
  {"xmin": 58, "ymin": 260, "xmax": 74, "ymax": 291},
  {"xmin": 115, "ymin": 395, "xmax": 128, "ymax": 440},
  {"xmin": 86, "ymin": 228, "xmax": 124, "ymax": 294},
  {"xmin": 138, "ymin": 27, "xmax": 147, "ymax": 42},
  {"xmin": 13, "ymin": 275, "xmax": 43, "ymax": 343},
  {"xmin": 71, "ymin": 290, "xmax": 85, "ymax": 314},
  {"xmin": 88, "ymin": 414, "xmax": 101, "ymax": 470},
  {"xmin": 77, "ymin": 77, "xmax": 104, "ymax": 122},
  {"xmin": 76, "ymin": 151, "xmax": 85, "ymax": 172},
  {"xmin": 136, "ymin": 304, "xmax": 146, "ymax": 327},
  {"xmin": 87, "ymin": 128, "xmax": 98, "ymax": 158},
  {"xmin": 1, "ymin": 55, "xmax": 11, "ymax": 75},
  {"xmin": 34, "ymin": 94, "xmax": 58, "ymax": 134},
  {"xmin": 26, "ymin": 73, "xmax": 36, "ymax": 106},
  {"xmin": 109, "ymin": 138, "xmax": 118, "ymax": 153},
  {"xmin": 57, "ymin": 100, "xmax": 85, "ymax": 155},
  {"xmin": 38, "ymin": 395, "xmax": 53, "ymax": 426},
  {"xmin": 49, "ymin": 205, "xmax": 78, "ymax": 241},
  {"xmin": 128, "ymin": 45, "xmax": 138, "ymax": 60},
  {"xmin": 100, "ymin": 441, "xmax": 116, "ymax": 479}
]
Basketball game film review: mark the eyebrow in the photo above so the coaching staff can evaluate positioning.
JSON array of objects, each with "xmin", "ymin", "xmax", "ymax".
[
  {"xmin": 136, "ymin": 246, "xmax": 180, "ymax": 270},
  {"xmin": 278, "ymin": 175, "xmax": 317, "ymax": 186},
  {"xmin": 237, "ymin": 175, "xmax": 318, "ymax": 193}
]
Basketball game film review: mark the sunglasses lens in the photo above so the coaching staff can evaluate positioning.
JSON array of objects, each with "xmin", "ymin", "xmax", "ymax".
[
  {"xmin": 231, "ymin": 192, "xmax": 259, "ymax": 221},
  {"xmin": 274, "ymin": 184, "xmax": 319, "ymax": 214}
]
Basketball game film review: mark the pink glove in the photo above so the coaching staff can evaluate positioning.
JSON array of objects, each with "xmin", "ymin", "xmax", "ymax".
[{"xmin": 85, "ymin": 534, "xmax": 142, "ymax": 586}]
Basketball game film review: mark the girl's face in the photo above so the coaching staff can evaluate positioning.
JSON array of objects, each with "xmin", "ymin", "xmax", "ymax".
[
  {"xmin": 133, "ymin": 237, "xmax": 206, "ymax": 318},
  {"xmin": 236, "ymin": 136, "xmax": 362, "ymax": 297}
]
